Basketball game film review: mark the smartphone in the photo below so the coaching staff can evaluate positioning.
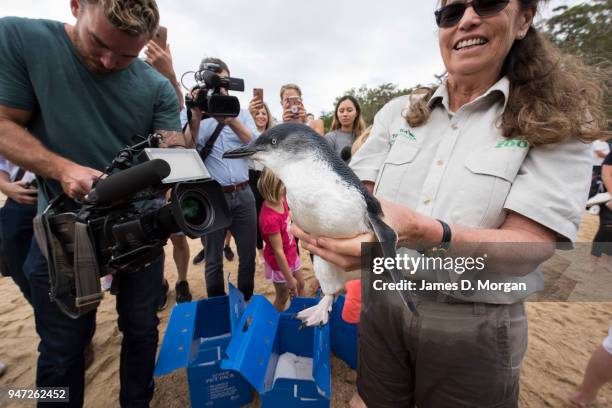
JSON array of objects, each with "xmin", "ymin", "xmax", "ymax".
[
  {"xmin": 253, "ymin": 88, "xmax": 264, "ymax": 102},
  {"xmin": 153, "ymin": 26, "xmax": 167, "ymax": 48},
  {"xmin": 288, "ymin": 96, "xmax": 300, "ymax": 115}
]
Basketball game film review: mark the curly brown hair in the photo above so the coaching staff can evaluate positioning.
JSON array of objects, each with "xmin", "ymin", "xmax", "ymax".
[
  {"xmin": 82, "ymin": 0, "xmax": 159, "ymax": 38},
  {"xmin": 406, "ymin": 0, "xmax": 609, "ymax": 146}
]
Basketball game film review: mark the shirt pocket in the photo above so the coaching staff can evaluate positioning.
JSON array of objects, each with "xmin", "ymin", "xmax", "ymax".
[
  {"xmin": 451, "ymin": 148, "xmax": 527, "ymax": 228},
  {"xmin": 374, "ymin": 138, "xmax": 420, "ymax": 201}
]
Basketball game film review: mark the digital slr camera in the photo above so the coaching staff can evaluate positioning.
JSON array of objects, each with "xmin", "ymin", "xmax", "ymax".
[
  {"xmin": 34, "ymin": 134, "xmax": 231, "ymax": 318},
  {"xmin": 184, "ymin": 62, "xmax": 245, "ymax": 118}
]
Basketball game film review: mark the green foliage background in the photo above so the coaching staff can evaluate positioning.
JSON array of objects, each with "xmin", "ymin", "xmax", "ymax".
[{"xmin": 543, "ymin": 0, "xmax": 611, "ymax": 120}]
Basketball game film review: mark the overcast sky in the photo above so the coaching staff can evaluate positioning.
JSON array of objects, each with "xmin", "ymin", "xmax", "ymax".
[{"xmin": 2, "ymin": 0, "xmax": 585, "ymax": 121}]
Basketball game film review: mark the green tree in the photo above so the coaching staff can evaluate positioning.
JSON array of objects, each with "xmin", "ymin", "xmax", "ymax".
[
  {"xmin": 319, "ymin": 111, "xmax": 334, "ymax": 134},
  {"xmin": 543, "ymin": 0, "xmax": 611, "ymax": 65},
  {"xmin": 542, "ymin": 0, "xmax": 611, "ymax": 118}
]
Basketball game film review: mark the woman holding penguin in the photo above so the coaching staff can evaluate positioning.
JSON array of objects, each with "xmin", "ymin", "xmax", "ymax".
[{"xmin": 292, "ymin": 0, "xmax": 608, "ymax": 406}]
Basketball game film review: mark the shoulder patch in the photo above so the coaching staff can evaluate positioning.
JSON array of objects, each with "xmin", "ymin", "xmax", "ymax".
[{"xmin": 495, "ymin": 139, "xmax": 529, "ymax": 148}]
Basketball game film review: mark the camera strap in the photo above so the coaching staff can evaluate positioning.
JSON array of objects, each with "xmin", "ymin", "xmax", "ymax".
[
  {"xmin": 33, "ymin": 195, "xmax": 103, "ymax": 319},
  {"xmin": 14, "ymin": 168, "xmax": 26, "ymax": 182},
  {"xmin": 198, "ymin": 121, "xmax": 226, "ymax": 162},
  {"xmin": 73, "ymin": 222, "xmax": 103, "ymax": 310}
]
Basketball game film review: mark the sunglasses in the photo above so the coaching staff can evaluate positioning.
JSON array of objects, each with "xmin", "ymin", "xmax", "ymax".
[{"xmin": 435, "ymin": 0, "xmax": 510, "ymax": 28}]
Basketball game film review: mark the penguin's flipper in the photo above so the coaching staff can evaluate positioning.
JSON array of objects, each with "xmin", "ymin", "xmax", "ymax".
[
  {"xmin": 366, "ymin": 211, "xmax": 397, "ymax": 259},
  {"xmin": 367, "ymin": 212, "xmax": 419, "ymax": 316}
]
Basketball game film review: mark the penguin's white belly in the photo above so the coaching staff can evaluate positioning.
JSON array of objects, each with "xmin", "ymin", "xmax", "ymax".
[
  {"xmin": 276, "ymin": 156, "xmax": 370, "ymax": 327},
  {"xmin": 283, "ymin": 165, "xmax": 370, "ymax": 238}
]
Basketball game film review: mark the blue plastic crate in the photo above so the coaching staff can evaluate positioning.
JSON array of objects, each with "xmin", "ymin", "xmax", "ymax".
[
  {"xmin": 329, "ymin": 295, "xmax": 358, "ymax": 369},
  {"xmin": 221, "ymin": 295, "xmax": 331, "ymax": 407},
  {"xmin": 286, "ymin": 295, "xmax": 358, "ymax": 370},
  {"xmin": 155, "ymin": 283, "xmax": 253, "ymax": 407}
]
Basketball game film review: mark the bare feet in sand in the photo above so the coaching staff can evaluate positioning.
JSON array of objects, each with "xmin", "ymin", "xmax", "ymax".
[{"xmin": 569, "ymin": 391, "xmax": 602, "ymax": 407}]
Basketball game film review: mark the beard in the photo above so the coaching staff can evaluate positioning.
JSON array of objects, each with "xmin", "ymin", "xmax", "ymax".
[{"xmin": 69, "ymin": 24, "xmax": 111, "ymax": 74}]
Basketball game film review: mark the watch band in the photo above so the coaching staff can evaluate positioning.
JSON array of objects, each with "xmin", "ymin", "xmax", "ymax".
[{"xmin": 437, "ymin": 219, "xmax": 452, "ymax": 250}]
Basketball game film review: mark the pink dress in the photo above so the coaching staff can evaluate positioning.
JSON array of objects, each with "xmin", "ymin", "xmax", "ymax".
[{"xmin": 259, "ymin": 198, "xmax": 301, "ymax": 283}]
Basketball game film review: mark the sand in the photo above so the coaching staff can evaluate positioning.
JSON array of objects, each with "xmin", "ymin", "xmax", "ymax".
[{"xmin": 1, "ymin": 212, "xmax": 611, "ymax": 407}]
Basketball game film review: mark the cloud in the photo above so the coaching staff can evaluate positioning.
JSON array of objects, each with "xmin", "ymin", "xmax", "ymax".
[{"xmin": 2, "ymin": 0, "xmax": 585, "ymax": 121}]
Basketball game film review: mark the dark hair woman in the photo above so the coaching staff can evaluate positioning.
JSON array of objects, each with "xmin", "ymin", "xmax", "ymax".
[{"xmin": 325, "ymin": 95, "xmax": 366, "ymax": 157}]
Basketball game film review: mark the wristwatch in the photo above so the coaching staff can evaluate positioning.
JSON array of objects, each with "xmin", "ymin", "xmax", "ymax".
[{"xmin": 425, "ymin": 219, "xmax": 452, "ymax": 257}]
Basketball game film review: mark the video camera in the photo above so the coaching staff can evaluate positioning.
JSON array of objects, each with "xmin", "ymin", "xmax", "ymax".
[
  {"xmin": 34, "ymin": 134, "xmax": 231, "ymax": 318},
  {"xmin": 184, "ymin": 62, "xmax": 245, "ymax": 118}
]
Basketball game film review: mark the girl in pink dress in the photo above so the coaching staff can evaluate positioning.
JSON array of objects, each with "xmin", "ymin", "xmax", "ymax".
[{"xmin": 258, "ymin": 169, "xmax": 305, "ymax": 311}]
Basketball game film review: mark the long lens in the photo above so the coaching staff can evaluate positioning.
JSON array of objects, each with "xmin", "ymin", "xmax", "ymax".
[
  {"xmin": 165, "ymin": 180, "xmax": 232, "ymax": 239},
  {"xmin": 180, "ymin": 192, "xmax": 209, "ymax": 229}
]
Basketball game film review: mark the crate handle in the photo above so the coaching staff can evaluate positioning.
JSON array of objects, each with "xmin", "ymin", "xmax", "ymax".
[{"xmin": 242, "ymin": 315, "xmax": 253, "ymax": 332}]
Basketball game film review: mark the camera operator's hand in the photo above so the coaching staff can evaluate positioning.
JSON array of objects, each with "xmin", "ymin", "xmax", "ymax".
[
  {"xmin": 188, "ymin": 87, "xmax": 203, "ymax": 117},
  {"xmin": 216, "ymin": 116, "xmax": 237, "ymax": 125},
  {"xmin": 59, "ymin": 162, "xmax": 103, "ymax": 199},
  {"xmin": 182, "ymin": 87, "xmax": 204, "ymax": 148},
  {"xmin": 216, "ymin": 116, "xmax": 254, "ymax": 144},
  {"xmin": 145, "ymin": 42, "xmax": 177, "ymax": 83},
  {"xmin": 248, "ymin": 97, "xmax": 263, "ymax": 118},
  {"xmin": 0, "ymin": 180, "xmax": 38, "ymax": 205}
]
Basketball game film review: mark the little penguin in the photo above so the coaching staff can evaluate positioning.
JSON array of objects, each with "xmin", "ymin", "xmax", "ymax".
[{"xmin": 223, "ymin": 123, "xmax": 418, "ymax": 326}]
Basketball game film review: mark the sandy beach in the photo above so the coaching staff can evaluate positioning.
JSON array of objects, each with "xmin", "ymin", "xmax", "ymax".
[{"xmin": 1, "ymin": 210, "xmax": 611, "ymax": 407}]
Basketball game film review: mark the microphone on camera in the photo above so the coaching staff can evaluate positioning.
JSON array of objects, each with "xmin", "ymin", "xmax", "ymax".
[
  {"xmin": 86, "ymin": 159, "xmax": 171, "ymax": 204},
  {"xmin": 340, "ymin": 146, "xmax": 352, "ymax": 163}
]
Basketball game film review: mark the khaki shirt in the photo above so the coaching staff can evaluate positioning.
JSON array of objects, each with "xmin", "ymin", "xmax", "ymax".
[{"xmin": 350, "ymin": 77, "xmax": 592, "ymax": 302}]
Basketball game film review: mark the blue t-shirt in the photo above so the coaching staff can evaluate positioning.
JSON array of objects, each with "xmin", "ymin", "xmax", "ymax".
[
  {"xmin": 180, "ymin": 108, "xmax": 258, "ymax": 186},
  {"xmin": 0, "ymin": 17, "xmax": 181, "ymax": 206}
]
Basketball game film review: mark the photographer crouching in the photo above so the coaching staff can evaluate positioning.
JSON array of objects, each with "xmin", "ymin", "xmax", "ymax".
[
  {"xmin": 183, "ymin": 58, "xmax": 259, "ymax": 301},
  {"xmin": 0, "ymin": 1, "xmax": 188, "ymax": 406}
]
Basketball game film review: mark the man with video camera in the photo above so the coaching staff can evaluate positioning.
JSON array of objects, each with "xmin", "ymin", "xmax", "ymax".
[
  {"xmin": 183, "ymin": 57, "xmax": 259, "ymax": 301},
  {"xmin": 0, "ymin": 1, "xmax": 186, "ymax": 406}
]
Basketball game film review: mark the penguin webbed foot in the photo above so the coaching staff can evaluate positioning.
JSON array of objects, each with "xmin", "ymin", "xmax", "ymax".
[{"xmin": 295, "ymin": 294, "xmax": 334, "ymax": 328}]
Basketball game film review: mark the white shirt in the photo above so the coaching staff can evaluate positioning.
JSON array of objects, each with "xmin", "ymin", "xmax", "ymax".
[
  {"xmin": 350, "ymin": 76, "xmax": 592, "ymax": 303},
  {"xmin": 179, "ymin": 109, "xmax": 258, "ymax": 186},
  {"xmin": 592, "ymin": 140, "xmax": 610, "ymax": 166},
  {"xmin": 0, "ymin": 156, "xmax": 35, "ymax": 184}
]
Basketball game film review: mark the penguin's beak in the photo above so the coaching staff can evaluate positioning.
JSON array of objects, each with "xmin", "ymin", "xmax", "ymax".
[{"xmin": 223, "ymin": 145, "xmax": 260, "ymax": 159}]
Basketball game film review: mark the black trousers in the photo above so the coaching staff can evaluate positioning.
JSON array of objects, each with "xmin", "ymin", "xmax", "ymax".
[
  {"xmin": 248, "ymin": 169, "xmax": 264, "ymax": 250},
  {"xmin": 0, "ymin": 198, "xmax": 36, "ymax": 302},
  {"xmin": 24, "ymin": 239, "xmax": 163, "ymax": 407},
  {"xmin": 202, "ymin": 187, "xmax": 257, "ymax": 300}
]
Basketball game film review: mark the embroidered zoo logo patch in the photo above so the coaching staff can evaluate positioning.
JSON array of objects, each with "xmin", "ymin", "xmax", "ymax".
[
  {"xmin": 390, "ymin": 128, "xmax": 417, "ymax": 146},
  {"xmin": 495, "ymin": 139, "xmax": 529, "ymax": 148}
]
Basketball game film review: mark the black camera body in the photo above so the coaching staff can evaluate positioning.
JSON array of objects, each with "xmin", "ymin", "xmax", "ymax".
[
  {"xmin": 34, "ymin": 134, "xmax": 231, "ymax": 318},
  {"xmin": 185, "ymin": 62, "xmax": 245, "ymax": 118}
]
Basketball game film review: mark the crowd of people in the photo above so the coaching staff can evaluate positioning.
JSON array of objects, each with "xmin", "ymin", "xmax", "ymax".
[{"xmin": 0, "ymin": 0, "xmax": 610, "ymax": 407}]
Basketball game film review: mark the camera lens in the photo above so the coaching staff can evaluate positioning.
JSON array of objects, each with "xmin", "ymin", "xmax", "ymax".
[{"xmin": 180, "ymin": 195, "xmax": 207, "ymax": 227}]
